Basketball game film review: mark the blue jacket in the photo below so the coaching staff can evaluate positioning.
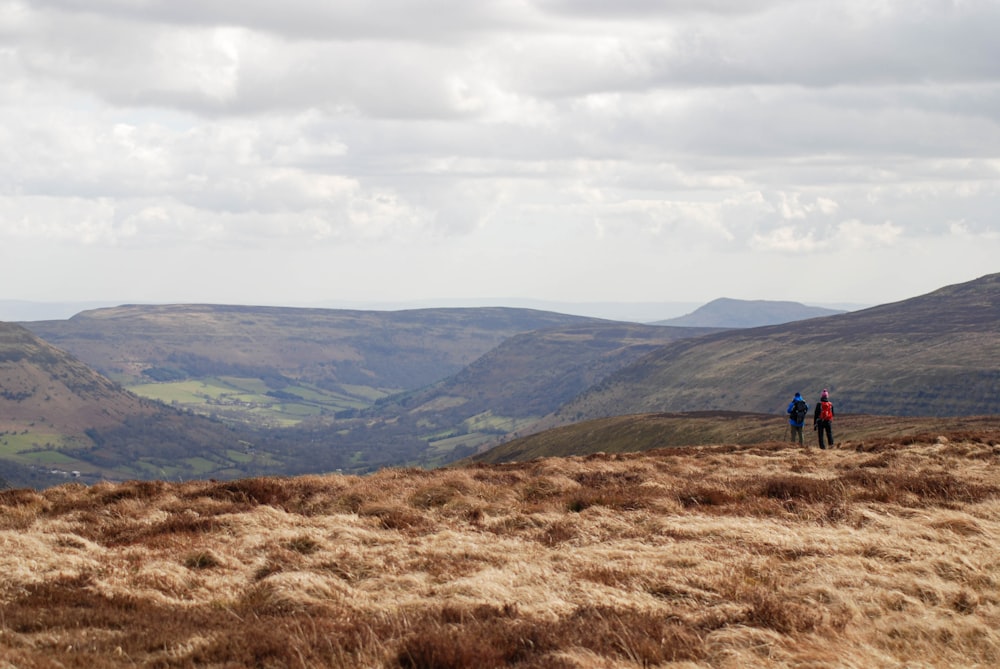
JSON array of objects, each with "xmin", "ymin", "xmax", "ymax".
[{"xmin": 787, "ymin": 396, "xmax": 808, "ymax": 427}]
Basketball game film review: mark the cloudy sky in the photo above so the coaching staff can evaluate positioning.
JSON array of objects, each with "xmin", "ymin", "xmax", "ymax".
[{"xmin": 1, "ymin": 0, "xmax": 998, "ymax": 318}]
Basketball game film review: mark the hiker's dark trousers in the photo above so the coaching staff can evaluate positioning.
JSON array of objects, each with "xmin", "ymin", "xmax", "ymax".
[
  {"xmin": 790, "ymin": 424, "xmax": 804, "ymax": 445},
  {"xmin": 816, "ymin": 420, "xmax": 833, "ymax": 449}
]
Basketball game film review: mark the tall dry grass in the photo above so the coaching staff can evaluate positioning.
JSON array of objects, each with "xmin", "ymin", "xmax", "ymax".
[{"xmin": 2, "ymin": 431, "xmax": 1000, "ymax": 668}]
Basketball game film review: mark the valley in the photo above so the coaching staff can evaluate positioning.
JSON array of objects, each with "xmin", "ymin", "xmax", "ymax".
[{"xmin": 0, "ymin": 273, "xmax": 998, "ymax": 489}]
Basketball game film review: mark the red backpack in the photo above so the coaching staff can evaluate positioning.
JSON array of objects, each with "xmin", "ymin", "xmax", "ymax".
[{"xmin": 819, "ymin": 401, "xmax": 833, "ymax": 421}]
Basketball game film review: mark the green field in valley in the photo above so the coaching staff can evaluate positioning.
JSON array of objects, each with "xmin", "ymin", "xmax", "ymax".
[
  {"xmin": 422, "ymin": 412, "xmax": 543, "ymax": 465},
  {"xmin": 127, "ymin": 376, "xmax": 391, "ymax": 427},
  {"xmin": 0, "ymin": 431, "xmax": 96, "ymax": 476}
]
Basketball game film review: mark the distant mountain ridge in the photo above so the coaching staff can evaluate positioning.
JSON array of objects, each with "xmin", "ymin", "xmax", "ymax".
[
  {"xmin": 653, "ymin": 297, "xmax": 845, "ymax": 328},
  {"xmin": 25, "ymin": 304, "xmax": 599, "ymax": 391},
  {"xmin": 555, "ymin": 272, "xmax": 1000, "ymax": 421},
  {"xmin": 22, "ymin": 304, "xmax": 603, "ymax": 428}
]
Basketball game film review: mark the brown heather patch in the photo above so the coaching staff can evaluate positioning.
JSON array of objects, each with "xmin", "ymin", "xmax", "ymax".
[{"xmin": 3, "ymin": 430, "xmax": 1000, "ymax": 667}]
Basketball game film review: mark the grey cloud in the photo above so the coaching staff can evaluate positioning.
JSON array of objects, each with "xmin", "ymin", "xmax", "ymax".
[
  {"xmin": 8, "ymin": 8, "xmax": 495, "ymax": 119},
  {"xmin": 506, "ymin": 3, "xmax": 1000, "ymax": 98},
  {"xmin": 532, "ymin": 0, "xmax": 783, "ymax": 18},
  {"xmin": 28, "ymin": 0, "xmax": 538, "ymax": 42},
  {"xmin": 12, "ymin": 0, "xmax": 1000, "ymax": 124},
  {"xmin": 731, "ymin": 4, "xmax": 1000, "ymax": 88}
]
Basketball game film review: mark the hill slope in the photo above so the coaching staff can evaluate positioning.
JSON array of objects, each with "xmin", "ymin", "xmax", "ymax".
[
  {"xmin": 559, "ymin": 272, "xmax": 1000, "ymax": 421},
  {"xmin": 3, "ymin": 430, "xmax": 1000, "ymax": 667},
  {"xmin": 0, "ymin": 322, "xmax": 158, "ymax": 488},
  {"xmin": 347, "ymin": 322, "xmax": 721, "ymax": 465},
  {"xmin": 401, "ymin": 322, "xmax": 721, "ymax": 418},
  {"xmin": 654, "ymin": 297, "xmax": 844, "ymax": 327},
  {"xmin": 0, "ymin": 322, "xmax": 152, "ymax": 432},
  {"xmin": 0, "ymin": 321, "xmax": 311, "ymax": 488}
]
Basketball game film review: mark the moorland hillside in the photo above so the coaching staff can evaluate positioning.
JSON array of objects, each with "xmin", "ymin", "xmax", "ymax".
[
  {"xmin": 559, "ymin": 272, "xmax": 1000, "ymax": 422},
  {"xmin": 372, "ymin": 322, "xmax": 720, "ymax": 419},
  {"xmin": 2, "ymin": 429, "xmax": 999, "ymax": 668}
]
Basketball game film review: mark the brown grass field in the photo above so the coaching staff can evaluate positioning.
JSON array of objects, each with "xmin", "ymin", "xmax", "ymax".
[{"xmin": 3, "ymin": 428, "xmax": 1000, "ymax": 668}]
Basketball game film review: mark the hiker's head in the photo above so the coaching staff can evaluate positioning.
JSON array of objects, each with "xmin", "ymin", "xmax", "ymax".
[
  {"xmin": 794, "ymin": 392, "xmax": 802, "ymax": 399},
  {"xmin": 821, "ymin": 389, "xmax": 829, "ymax": 399}
]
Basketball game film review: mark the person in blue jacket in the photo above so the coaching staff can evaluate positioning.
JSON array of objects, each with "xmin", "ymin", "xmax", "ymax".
[{"xmin": 786, "ymin": 392, "xmax": 809, "ymax": 445}]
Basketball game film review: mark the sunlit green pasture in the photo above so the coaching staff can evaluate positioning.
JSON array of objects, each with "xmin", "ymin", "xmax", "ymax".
[
  {"xmin": 0, "ymin": 431, "xmax": 96, "ymax": 473},
  {"xmin": 0, "ymin": 431, "xmax": 70, "ymax": 456},
  {"xmin": 421, "ymin": 413, "xmax": 542, "ymax": 459},
  {"xmin": 463, "ymin": 411, "xmax": 540, "ymax": 434},
  {"xmin": 226, "ymin": 449, "xmax": 254, "ymax": 463},
  {"xmin": 426, "ymin": 432, "xmax": 490, "ymax": 453},
  {"xmin": 181, "ymin": 457, "xmax": 221, "ymax": 475},
  {"xmin": 127, "ymin": 376, "xmax": 389, "ymax": 427},
  {"xmin": 18, "ymin": 449, "xmax": 80, "ymax": 466},
  {"xmin": 128, "ymin": 379, "xmax": 234, "ymax": 404},
  {"xmin": 340, "ymin": 384, "xmax": 390, "ymax": 402}
]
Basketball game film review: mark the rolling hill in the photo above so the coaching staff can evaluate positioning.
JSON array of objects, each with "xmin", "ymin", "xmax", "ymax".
[
  {"xmin": 653, "ymin": 297, "xmax": 845, "ymax": 327},
  {"xmin": 23, "ymin": 304, "xmax": 601, "ymax": 427},
  {"xmin": 555, "ymin": 272, "xmax": 1000, "ymax": 422},
  {"xmin": 384, "ymin": 322, "xmax": 722, "ymax": 419}
]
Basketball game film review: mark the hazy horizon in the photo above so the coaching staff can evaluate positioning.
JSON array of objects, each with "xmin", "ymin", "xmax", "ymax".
[{"xmin": 0, "ymin": 296, "xmax": 870, "ymax": 324}]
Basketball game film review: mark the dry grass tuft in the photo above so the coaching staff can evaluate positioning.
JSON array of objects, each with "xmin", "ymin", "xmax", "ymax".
[
  {"xmin": 2, "ymin": 429, "xmax": 1000, "ymax": 667},
  {"xmin": 184, "ymin": 549, "xmax": 223, "ymax": 569}
]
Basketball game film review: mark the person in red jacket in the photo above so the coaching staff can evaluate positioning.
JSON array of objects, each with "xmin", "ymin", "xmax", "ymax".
[{"xmin": 813, "ymin": 388, "xmax": 835, "ymax": 449}]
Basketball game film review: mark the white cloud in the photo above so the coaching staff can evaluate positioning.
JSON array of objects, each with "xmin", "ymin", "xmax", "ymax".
[
  {"xmin": 836, "ymin": 219, "xmax": 903, "ymax": 248},
  {"xmin": 749, "ymin": 225, "xmax": 819, "ymax": 253},
  {"xmin": 948, "ymin": 218, "xmax": 1000, "ymax": 240}
]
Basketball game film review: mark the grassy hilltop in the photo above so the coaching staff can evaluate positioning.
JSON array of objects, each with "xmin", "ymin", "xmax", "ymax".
[{"xmin": 3, "ymin": 428, "xmax": 1000, "ymax": 667}]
